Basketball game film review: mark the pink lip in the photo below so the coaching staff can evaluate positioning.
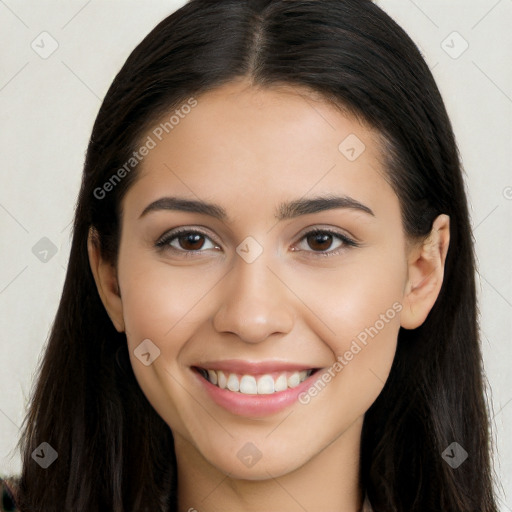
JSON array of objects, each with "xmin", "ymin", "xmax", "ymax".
[
  {"xmin": 192, "ymin": 365, "xmax": 321, "ymax": 418},
  {"xmin": 195, "ymin": 359, "xmax": 316, "ymax": 374}
]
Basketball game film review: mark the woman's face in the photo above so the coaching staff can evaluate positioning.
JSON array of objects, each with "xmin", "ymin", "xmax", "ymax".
[{"xmin": 112, "ymin": 79, "xmax": 412, "ymax": 479}]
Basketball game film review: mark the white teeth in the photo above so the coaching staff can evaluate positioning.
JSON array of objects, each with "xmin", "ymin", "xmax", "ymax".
[
  {"xmin": 274, "ymin": 374, "xmax": 288, "ymax": 392},
  {"xmin": 207, "ymin": 369, "xmax": 218, "ymax": 385},
  {"xmin": 239, "ymin": 375, "xmax": 257, "ymax": 394},
  {"xmin": 203, "ymin": 368, "xmax": 313, "ymax": 394},
  {"xmin": 257, "ymin": 375, "xmax": 275, "ymax": 394},
  {"xmin": 287, "ymin": 372, "xmax": 301, "ymax": 388},
  {"xmin": 227, "ymin": 373, "xmax": 240, "ymax": 392},
  {"xmin": 217, "ymin": 370, "xmax": 227, "ymax": 389}
]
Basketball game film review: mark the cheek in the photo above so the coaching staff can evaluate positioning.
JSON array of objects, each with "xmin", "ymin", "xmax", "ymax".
[
  {"xmin": 289, "ymin": 248, "xmax": 405, "ymax": 406},
  {"xmin": 117, "ymin": 249, "xmax": 222, "ymax": 346},
  {"xmin": 287, "ymin": 246, "xmax": 406, "ymax": 347},
  {"xmin": 116, "ymin": 250, "xmax": 215, "ymax": 435},
  {"xmin": 115, "ymin": 247, "xmax": 226, "ymax": 425}
]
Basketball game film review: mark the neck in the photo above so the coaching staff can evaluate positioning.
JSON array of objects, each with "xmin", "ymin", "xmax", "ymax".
[{"xmin": 175, "ymin": 416, "xmax": 364, "ymax": 512}]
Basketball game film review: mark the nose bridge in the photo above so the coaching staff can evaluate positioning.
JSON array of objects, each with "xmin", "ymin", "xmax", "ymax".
[{"xmin": 212, "ymin": 249, "xmax": 294, "ymax": 343}]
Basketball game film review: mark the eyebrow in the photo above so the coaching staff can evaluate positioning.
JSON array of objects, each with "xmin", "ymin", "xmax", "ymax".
[{"xmin": 139, "ymin": 195, "xmax": 375, "ymax": 221}]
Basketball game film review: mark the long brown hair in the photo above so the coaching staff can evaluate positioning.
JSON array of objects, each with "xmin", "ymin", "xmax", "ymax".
[{"xmin": 16, "ymin": 1, "xmax": 498, "ymax": 510}]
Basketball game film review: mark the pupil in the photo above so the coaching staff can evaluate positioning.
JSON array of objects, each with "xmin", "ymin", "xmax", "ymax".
[
  {"xmin": 308, "ymin": 233, "xmax": 332, "ymax": 251},
  {"xmin": 180, "ymin": 233, "xmax": 204, "ymax": 250}
]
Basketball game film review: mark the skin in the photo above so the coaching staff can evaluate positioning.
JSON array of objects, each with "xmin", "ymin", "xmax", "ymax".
[{"xmin": 88, "ymin": 78, "xmax": 450, "ymax": 512}]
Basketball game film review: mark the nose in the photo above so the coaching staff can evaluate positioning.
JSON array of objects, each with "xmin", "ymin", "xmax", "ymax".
[{"xmin": 212, "ymin": 254, "xmax": 294, "ymax": 344}]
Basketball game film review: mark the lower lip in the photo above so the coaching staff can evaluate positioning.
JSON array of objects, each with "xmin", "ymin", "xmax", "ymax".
[{"xmin": 193, "ymin": 368, "xmax": 321, "ymax": 418}]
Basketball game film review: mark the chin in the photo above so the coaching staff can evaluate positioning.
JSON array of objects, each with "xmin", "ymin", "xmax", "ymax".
[{"xmin": 201, "ymin": 442, "xmax": 308, "ymax": 481}]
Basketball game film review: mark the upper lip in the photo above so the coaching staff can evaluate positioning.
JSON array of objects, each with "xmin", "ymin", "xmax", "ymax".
[{"xmin": 193, "ymin": 359, "xmax": 319, "ymax": 374}]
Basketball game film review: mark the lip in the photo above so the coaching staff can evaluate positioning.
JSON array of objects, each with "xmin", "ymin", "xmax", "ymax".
[
  {"xmin": 195, "ymin": 359, "xmax": 316, "ymax": 374},
  {"xmin": 191, "ymin": 362, "xmax": 322, "ymax": 418}
]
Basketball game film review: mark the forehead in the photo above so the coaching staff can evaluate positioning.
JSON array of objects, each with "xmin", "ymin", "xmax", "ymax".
[{"xmin": 123, "ymin": 80, "xmax": 398, "ymax": 222}]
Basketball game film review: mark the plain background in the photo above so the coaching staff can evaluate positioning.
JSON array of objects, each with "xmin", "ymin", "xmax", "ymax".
[{"xmin": 0, "ymin": 0, "xmax": 511, "ymax": 508}]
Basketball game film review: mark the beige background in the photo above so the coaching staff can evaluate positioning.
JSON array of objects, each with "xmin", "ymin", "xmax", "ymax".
[{"xmin": 0, "ymin": 0, "xmax": 511, "ymax": 508}]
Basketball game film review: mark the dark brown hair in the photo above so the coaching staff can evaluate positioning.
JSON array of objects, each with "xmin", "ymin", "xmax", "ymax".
[{"xmin": 16, "ymin": 0, "xmax": 497, "ymax": 510}]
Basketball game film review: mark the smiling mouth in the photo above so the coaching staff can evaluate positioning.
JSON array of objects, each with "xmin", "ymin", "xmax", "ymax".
[{"xmin": 193, "ymin": 367, "xmax": 320, "ymax": 395}]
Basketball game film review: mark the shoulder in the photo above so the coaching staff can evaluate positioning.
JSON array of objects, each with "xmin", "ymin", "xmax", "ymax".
[
  {"xmin": 361, "ymin": 491, "xmax": 373, "ymax": 512},
  {"xmin": 0, "ymin": 477, "xmax": 20, "ymax": 512}
]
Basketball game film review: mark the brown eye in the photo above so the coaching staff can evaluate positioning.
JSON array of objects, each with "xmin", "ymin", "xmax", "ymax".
[
  {"xmin": 156, "ymin": 229, "xmax": 219, "ymax": 253},
  {"xmin": 293, "ymin": 229, "xmax": 358, "ymax": 256},
  {"xmin": 177, "ymin": 233, "xmax": 206, "ymax": 251},
  {"xmin": 306, "ymin": 232, "xmax": 334, "ymax": 251}
]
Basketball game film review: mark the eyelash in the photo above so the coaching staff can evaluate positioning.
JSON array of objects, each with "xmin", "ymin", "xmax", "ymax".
[{"xmin": 154, "ymin": 227, "xmax": 359, "ymax": 258}]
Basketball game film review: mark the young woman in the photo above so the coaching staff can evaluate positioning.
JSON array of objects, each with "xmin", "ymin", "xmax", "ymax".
[{"xmin": 1, "ymin": 0, "xmax": 498, "ymax": 510}]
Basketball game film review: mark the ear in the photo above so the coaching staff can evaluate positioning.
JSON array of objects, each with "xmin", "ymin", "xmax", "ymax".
[
  {"xmin": 400, "ymin": 214, "xmax": 450, "ymax": 330},
  {"xmin": 87, "ymin": 227, "xmax": 125, "ymax": 332}
]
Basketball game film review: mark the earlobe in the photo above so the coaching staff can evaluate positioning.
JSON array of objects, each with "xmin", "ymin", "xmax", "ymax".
[
  {"xmin": 87, "ymin": 227, "xmax": 125, "ymax": 332},
  {"xmin": 400, "ymin": 214, "xmax": 450, "ymax": 330}
]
